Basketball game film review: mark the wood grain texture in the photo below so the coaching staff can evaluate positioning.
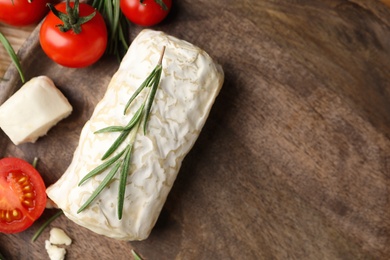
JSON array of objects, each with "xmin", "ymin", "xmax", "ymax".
[{"xmin": 1, "ymin": 0, "xmax": 390, "ymax": 259}]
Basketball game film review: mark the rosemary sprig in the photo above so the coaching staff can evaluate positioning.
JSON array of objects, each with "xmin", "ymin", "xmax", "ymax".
[
  {"xmin": 0, "ymin": 32, "xmax": 25, "ymax": 83},
  {"xmin": 92, "ymin": 0, "xmax": 129, "ymax": 60},
  {"xmin": 78, "ymin": 46, "xmax": 166, "ymax": 219}
]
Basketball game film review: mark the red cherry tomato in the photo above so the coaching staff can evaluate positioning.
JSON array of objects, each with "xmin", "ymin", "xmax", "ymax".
[
  {"xmin": 39, "ymin": 2, "xmax": 108, "ymax": 68},
  {"xmin": 0, "ymin": 0, "xmax": 50, "ymax": 26},
  {"xmin": 0, "ymin": 157, "xmax": 47, "ymax": 234},
  {"xmin": 120, "ymin": 0, "xmax": 172, "ymax": 27}
]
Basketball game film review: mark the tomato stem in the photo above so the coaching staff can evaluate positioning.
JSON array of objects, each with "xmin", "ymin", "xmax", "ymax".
[{"xmin": 47, "ymin": 0, "xmax": 96, "ymax": 34}]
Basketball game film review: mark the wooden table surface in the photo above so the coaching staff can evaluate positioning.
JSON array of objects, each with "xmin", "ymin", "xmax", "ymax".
[{"xmin": 1, "ymin": 0, "xmax": 390, "ymax": 259}]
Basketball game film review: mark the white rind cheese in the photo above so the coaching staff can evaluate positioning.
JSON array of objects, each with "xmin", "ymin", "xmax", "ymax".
[
  {"xmin": 0, "ymin": 76, "xmax": 72, "ymax": 145},
  {"xmin": 46, "ymin": 29, "xmax": 224, "ymax": 240}
]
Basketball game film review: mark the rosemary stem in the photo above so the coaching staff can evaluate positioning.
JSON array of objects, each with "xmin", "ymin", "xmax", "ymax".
[{"xmin": 158, "ymin": 46, "xmax": 166, "ymax": 65}]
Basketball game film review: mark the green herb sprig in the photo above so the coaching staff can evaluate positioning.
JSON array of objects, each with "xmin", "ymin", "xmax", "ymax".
[
  {"xmin": 0, "ymin": 32, "xmax": 25, "ymax": 83},
  {"xmin": 77, "ymin": 46, "xmax": 166, "ymax": 219},
  {"xmin": 92, "ymin": 0, "xmax": 130, "ymax": 60}
]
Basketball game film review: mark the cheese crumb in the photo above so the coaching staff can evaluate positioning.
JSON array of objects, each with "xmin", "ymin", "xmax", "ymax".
[
  {"xmin": 0, "ymin": 75, "xmax": 72, "ymax": 145},
  {"xmin": 45, "ymin": 240, "xmax": 66, "ymax": 260},
  {"xmin": 49, "ymin": 228, "xmax": 72, "ymax": 246},
  {"xmin": 45, "ymin": 228, "xmax": 72, "ymax": 260}
]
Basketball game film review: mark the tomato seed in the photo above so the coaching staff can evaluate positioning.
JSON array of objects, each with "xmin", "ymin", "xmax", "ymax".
[
  {"xmin": 22, "ymin": 199, "xmax": 33, "ymax": 207},
  {"xmin": 18, "ymin": 176, "xmax": 27, "ymax": 183},
  {"xmin": 0, "ymin": 209, "xmax": 23, "ymax": 223},
  {"xmin": 12, "ymin": 209, "xmax": 22, "ymax": 220},
  {"xmin": 24, "ymin": 193, "xmax": 33, "ymax": 199},
  {"xmin": 23, "ymin": 185, "xmax": 32, "ymax": 191},
  {"xmin": 5, "ymin": 211, "xmax": 11, "ymax": 222}
]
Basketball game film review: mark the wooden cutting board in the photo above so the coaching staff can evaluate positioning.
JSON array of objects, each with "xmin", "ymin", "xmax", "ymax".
[{"xmin": 1, "ymin": 0, "xmax": 390, "ymax": 259}]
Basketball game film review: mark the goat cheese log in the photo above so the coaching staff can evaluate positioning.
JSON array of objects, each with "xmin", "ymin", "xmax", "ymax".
[{"xmin": 46, "ymin": 29, "xmax": 224, "ymax": 240}]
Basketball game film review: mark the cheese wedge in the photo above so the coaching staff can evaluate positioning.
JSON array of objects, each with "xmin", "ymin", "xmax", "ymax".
[
  {"xmin": 0, "ymin": 76, "xmax": 72, "ymax": 145},
  {"xmin": 46, "ymin": 29, "xmax": 224, "ymax": 240}
]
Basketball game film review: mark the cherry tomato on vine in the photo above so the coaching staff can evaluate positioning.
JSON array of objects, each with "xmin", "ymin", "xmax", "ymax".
[
  {"xmin": 0, "ymin": 0, "xmax": 51, "ymax": 26},
  {"xmin": 0, "ymin": 157, "xmax": 47, "ymax": 234},
  {"xmin": 39, "ymin": 1, "xmax": 108, "ymax": 68},
  {"xmin": 120, "ymin": 0, "xmax": 172, "ymax": 27}
]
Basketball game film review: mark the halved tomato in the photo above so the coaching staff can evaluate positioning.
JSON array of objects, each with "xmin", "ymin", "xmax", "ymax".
[{"xmin": 0, "ymin": 157, "xmax": 47, "ymax": 234}]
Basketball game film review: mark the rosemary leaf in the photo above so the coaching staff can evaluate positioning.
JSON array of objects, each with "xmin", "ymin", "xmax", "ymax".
[
  {"xmin": 101, "ymin": 128, "xmax": 131, "ymax": 160},
  {"xmin": 123, "ymin": 70, "xmax": 157, "ymax": 114},
  {"xmin": 131, "ymin": 249, "xmax": 143, "ymax": 260},
  {"xmin": 111, "ymin": 0, "xmax": 120, "ymax": 42},
  {"xmin": 31, "ymin": 210, "xmax": 64, "ymax": 242},
  {"xmin": 141, "ymin": 46, "xmax": 165, "ymax": 133},
  {"xmin": 0, "ymin": 32, "xmax": 25, "ymax": 83},
  {"xmin": 123, "ymin": 103, "xmax": 145, "ymax": 130},
  {"xmin": 78, "ymin": 148, "xmax": 126, "ymax": 185},
  {"xmin": 95, "ymin": 102, "xmax": 144, "ymax": 134},
  {"xmin": 100, "ymin": 102, "xmax": 146, "ymax": 159},
  {"xmin": 92, "ymin": 0, "xmax": 129, "ymax": 59},
  {"xmin": 94, "ymin": 125, "xmax": 126, "ymax": 133},
  {"xmin": 92, "ymin": 0, "xmax": 104, "ymax": 10},
  {"xmin": 118, "ymin": 144, "xmax": 133, "ymax": 219},
  {"xmin": 143, "ymin": 64, "xmax": 162, "ymax": 134},
  {"xmin": 77, "ymin": 160, "xmax": 122, "ymax": 214},
  {"xmin": 32, "ymin": 157, "xmax": 39, "ymax": 168},
  {"xmin": 118, "ymin": 20, "xmax": 129, "ymax": 53}
]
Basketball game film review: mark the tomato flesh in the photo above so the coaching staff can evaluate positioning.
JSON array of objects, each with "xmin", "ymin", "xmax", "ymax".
[
  {"xmin": 120, "ymin": 0, "xmax": 172, "ymax": 27},
  {"xmin": 0, "ymin": 158, "xmax": 47, "ymax": 234},
  {"xmin": 0, "ymin": 0, "xmax": 51, "ymax": 26}
]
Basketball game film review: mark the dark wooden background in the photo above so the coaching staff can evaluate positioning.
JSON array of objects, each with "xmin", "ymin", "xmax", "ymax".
[{"xmin": 1, "ymin": 0, "xmax": 390, "ymax": 259}]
